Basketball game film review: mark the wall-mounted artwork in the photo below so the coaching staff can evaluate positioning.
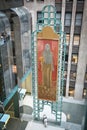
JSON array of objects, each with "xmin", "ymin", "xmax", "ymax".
[{"xmin": 37, "ymin": 26, "xmax": 59, "ymax": 101}]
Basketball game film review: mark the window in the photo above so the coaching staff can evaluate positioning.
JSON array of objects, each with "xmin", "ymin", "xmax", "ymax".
[
  {"xmin": 37, "ymin": 11, "xmax": 43, "ymax": 23},
  {"xmin": 70, "ymin": 71, "xmax": 76, "ymax": 80},
  {"xmin": 26, "ymin": 0, "xmax": 34, "ymax": 2},
  {"xmin": 55, "ymin": 0, "xmax": 62, "ymax": 2},
  {"xmin": 37, "ymin": 0, "xmax": 44, "ymax": 1},
  {"xmin": 69, "ymin": 87, "xmax": 74, "ymax": 97},
  {"xmin": 73, "ymin": 35, "xmax": 80, "ymax": 45},
  {"xmin": 56, "ymin": 12, "xmax": 61, "ymax": 23},
  {"xmin": 85, "ymin": 73, "xmax": 87, "ymax": 81},
  {"xmin": 75, "ymin": 13, "xmax": 82, "ymax": 26},
  {"xmin": 12, "ymin": 65, "xmax": 17, "ymax": 73},
  {"xmin": 71, "ymin": 54, "xmax": 78, "ymax": 64},
  {"xmin": 77, "ymin": 0, "xmax": 84, "ymax": 1},
  {"xmin": 65, "ymin": 54, "xmax": 68, "ymax": 62},
  {"xmin": 65, "ymin": 13, "xmax": 72, "ymax": 26},
  {"xmin": 83, "ymin": 88, "xmax": 87, "ymax": 98},
  {"xmin": 66, "ymin": 34, "xmax": 70, "ymax": 45},
  {"xmin": 66, "ymin": 0, "xmax": 73, "ymax": 2},
  {"xmin": 64, "ymin": 71, "xmax": 67, "ymax": 78}
]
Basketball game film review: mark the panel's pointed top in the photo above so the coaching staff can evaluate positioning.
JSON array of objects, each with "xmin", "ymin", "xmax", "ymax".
[{"xmin": 37, "ymin": 26, "xmax": 59, "ymax": 40}]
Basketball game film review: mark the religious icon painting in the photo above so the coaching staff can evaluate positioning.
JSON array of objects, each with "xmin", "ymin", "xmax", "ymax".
[{"xmin": 37, "ymin": 26, "xmax": 59, "ymax": 101}]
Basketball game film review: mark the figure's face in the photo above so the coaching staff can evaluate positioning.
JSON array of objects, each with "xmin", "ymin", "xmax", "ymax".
[{"xmin": 45, "ymin": 44, "xmax": 50, "ymax": 51}]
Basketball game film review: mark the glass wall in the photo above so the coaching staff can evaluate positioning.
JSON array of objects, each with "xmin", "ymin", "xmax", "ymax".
[{"xmin": 0, "ymin": 12, "xmax": 15, "ymax": 101}]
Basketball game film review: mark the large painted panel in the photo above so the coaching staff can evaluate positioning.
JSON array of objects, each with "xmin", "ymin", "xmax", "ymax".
[{"xmin": 37, "ymin": 26, "xmax": 59, "ymax": 101}]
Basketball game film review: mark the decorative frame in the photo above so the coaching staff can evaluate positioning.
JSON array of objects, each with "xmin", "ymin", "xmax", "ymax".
[{"xmin": 32, "ymin": 5, "xmax": 66, "ymax": 124}]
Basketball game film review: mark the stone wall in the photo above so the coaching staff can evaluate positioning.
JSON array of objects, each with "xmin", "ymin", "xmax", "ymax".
[{"xmin": 62, "ymin": 98, "xmax": 86, "ymax": 124}]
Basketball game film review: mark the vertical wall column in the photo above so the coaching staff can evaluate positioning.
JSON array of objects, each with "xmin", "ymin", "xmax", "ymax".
[
  {"xmin": 66, "ymin": 0, "xmax": 77, "ymax": 97},
  {"xmin": 13, "ymin": 91, "xmax": 20, "ymax": 118},
  {"xmin": 61, "ymin": 0, "xmax": 66, "ymax": 32},
  {"xmin": 74, "ymin": 0, "xmax": 87, "ymax": 100},
  {"xmin": 13, "ymin": 17, "xmax": 23, "ymax": 79}
]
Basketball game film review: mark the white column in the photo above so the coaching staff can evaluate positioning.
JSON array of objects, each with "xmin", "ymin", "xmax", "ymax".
[
  {"xmin": 61, "ymin": 0, "xmax": 66, "ymax": 32},
  {"xmin": 66, "ymin": 0, "xmax": 77, "ymax": 97},
  {"xmin": 74, "ymin": 0, "xmax": 87, "ymax": 100}
]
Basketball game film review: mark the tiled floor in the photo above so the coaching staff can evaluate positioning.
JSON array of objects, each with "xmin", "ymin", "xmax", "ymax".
[
  {"xmin": 25, "ymin": 121, "xmax": 65, "ymax": 130},
  {"xmin": 7, "ymin": 118, "xmax": 27, "ymax": 130}
]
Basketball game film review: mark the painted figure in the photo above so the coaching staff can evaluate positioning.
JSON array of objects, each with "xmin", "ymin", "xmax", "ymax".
[{"xmin": 41, "ymin": 44, "xmax": 54, "ymax": 88}]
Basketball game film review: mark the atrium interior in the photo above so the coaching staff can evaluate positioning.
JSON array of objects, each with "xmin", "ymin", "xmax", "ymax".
[{"xmin": 0, "ymin": 0, "xmax": 87, "ymax": 130}]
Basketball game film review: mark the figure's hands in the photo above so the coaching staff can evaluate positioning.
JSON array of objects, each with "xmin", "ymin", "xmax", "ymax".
[{"xmin": 39, "ymin": 56, "xmax": 44, "ymax": 62}]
